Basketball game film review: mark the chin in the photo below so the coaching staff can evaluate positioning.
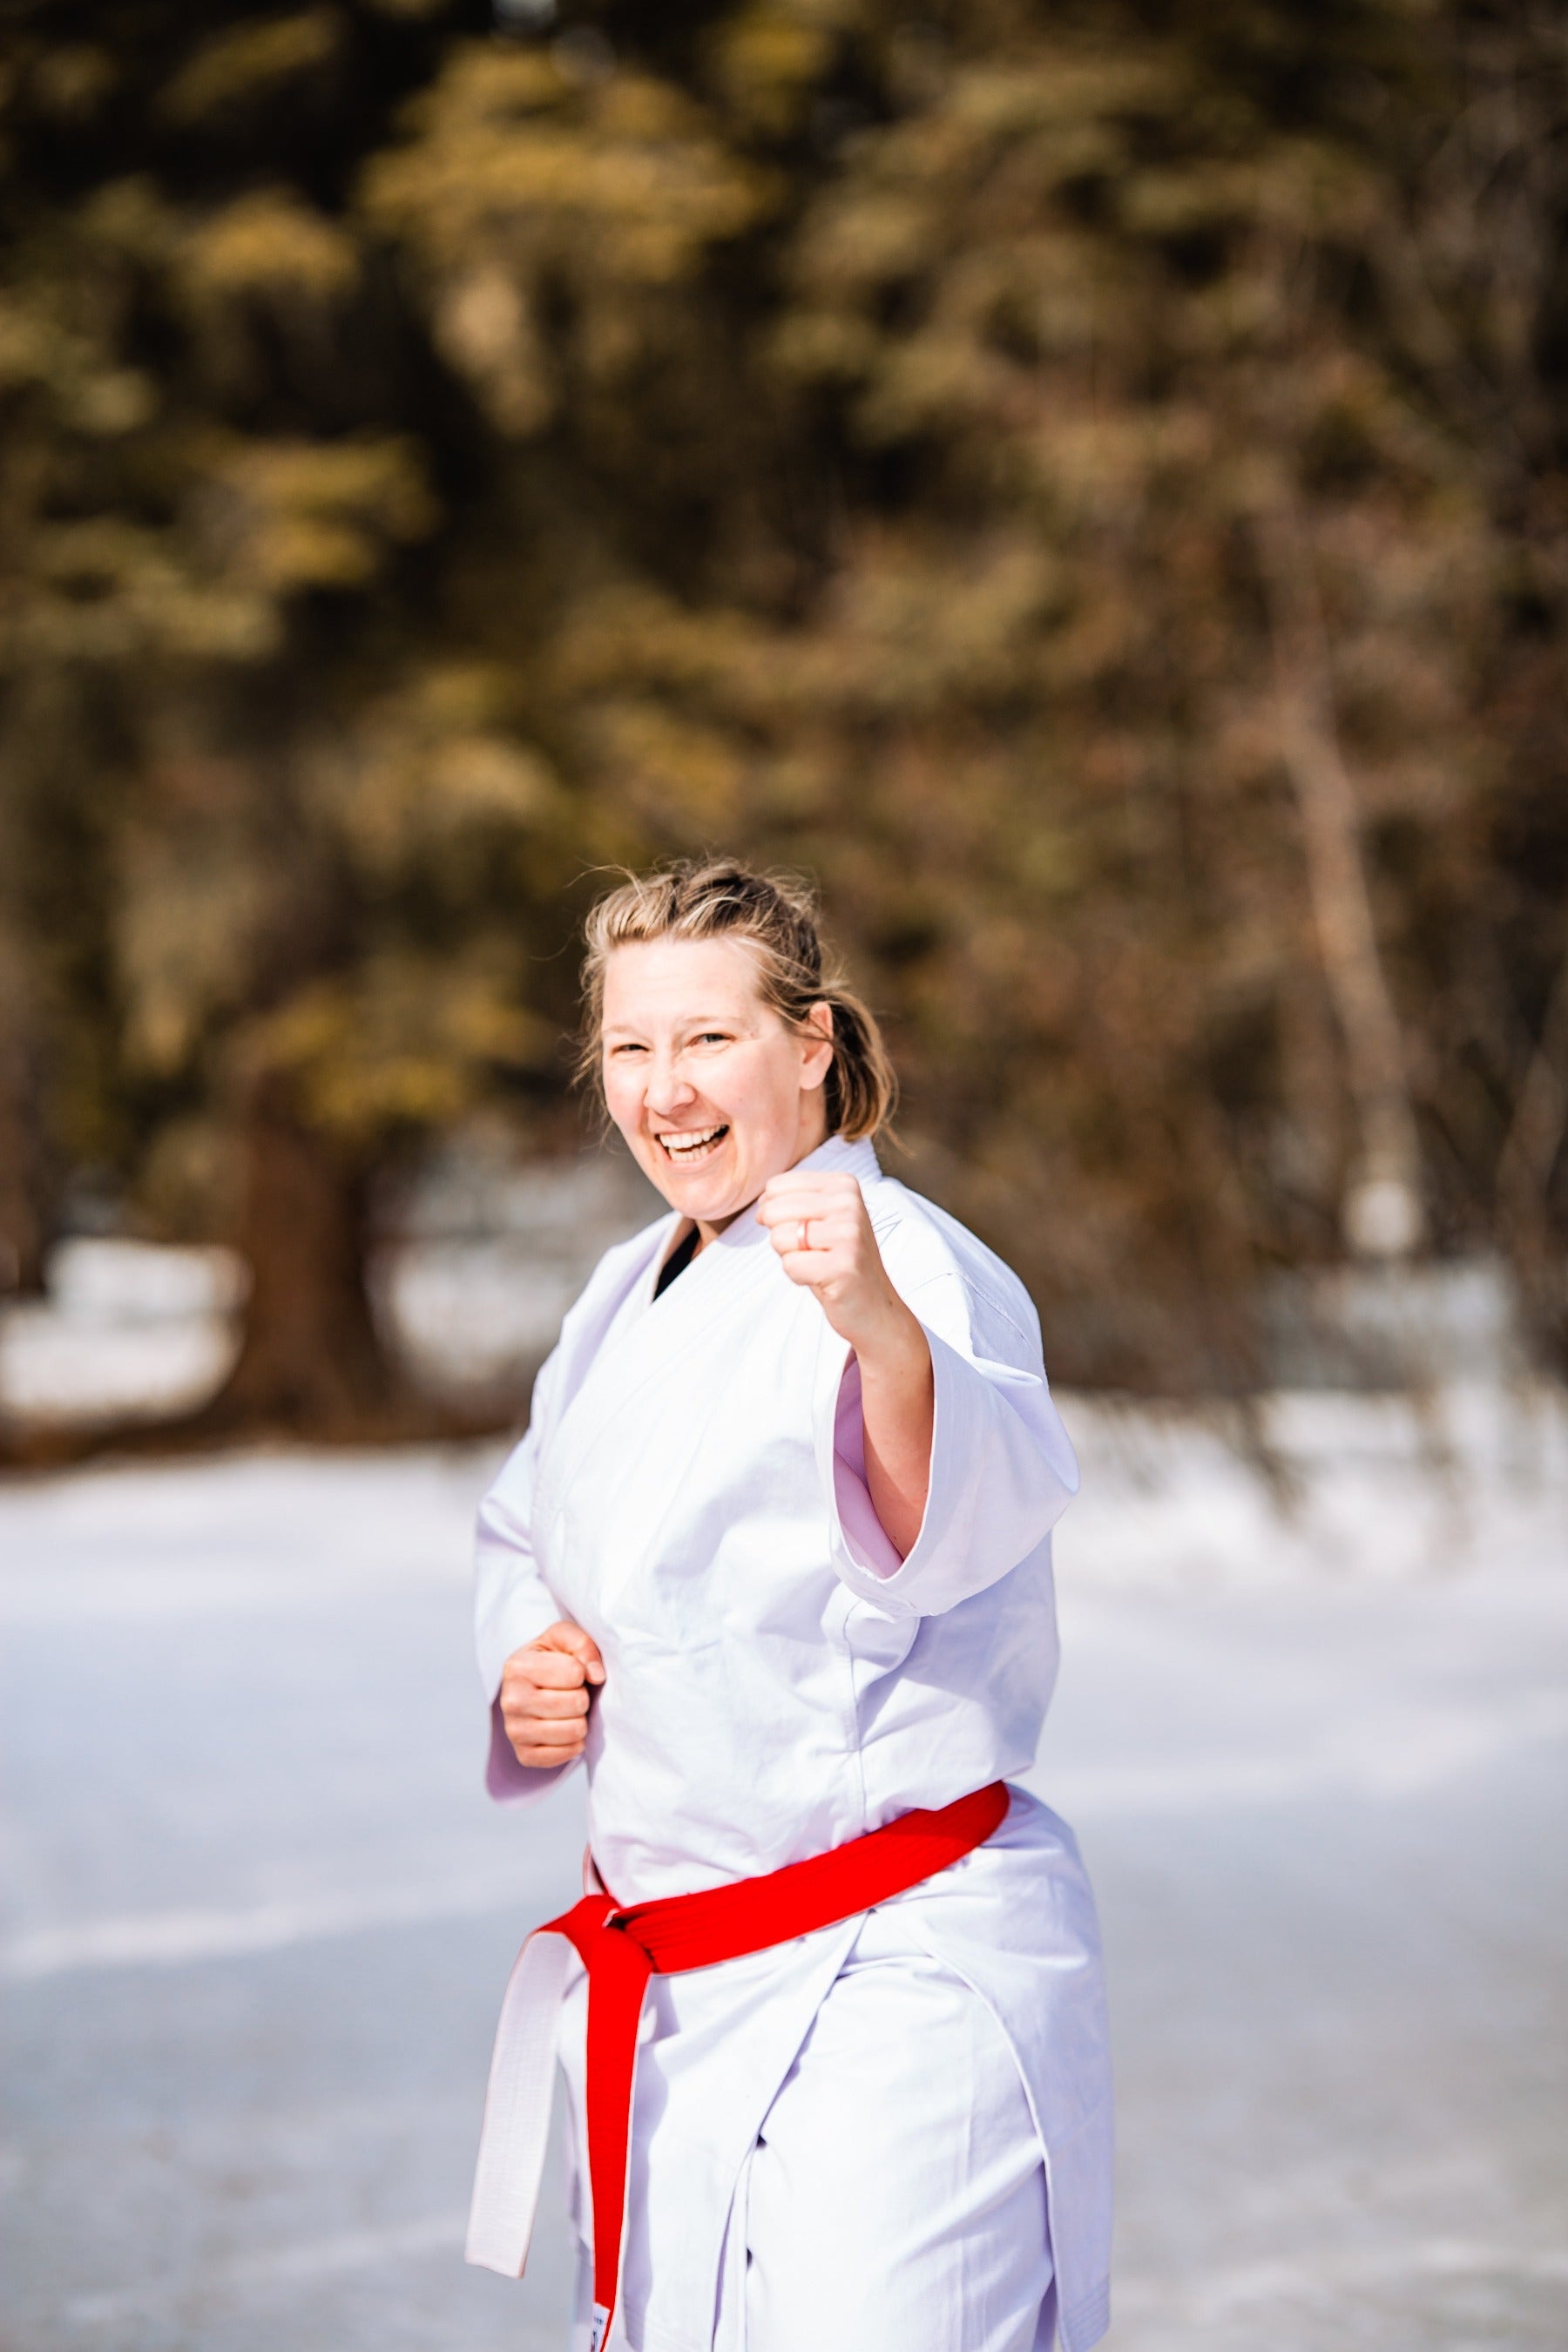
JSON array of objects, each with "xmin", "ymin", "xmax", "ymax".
[
  {"xmin": 669, "ymin": 1173, "xmax": 748, "ymax": 1222},
  {"xmin": 652, "ymin": 1158, "xmax": 752, "ymax": 1225}
]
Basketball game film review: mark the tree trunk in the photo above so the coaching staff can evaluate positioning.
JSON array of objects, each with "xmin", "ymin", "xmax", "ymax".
[
  {"xmin": 198, "ymin": 1073, "xmax": 411, "ymax": 1438},
  {"xmin": 1495, "ymin": 938, "xmax": 1568, "ymax": 1368},
  {"xmin": 0, "ymin": 945, "xmax": 50, "ymax": 1300},
  {"xmin": 1256, "ymin": 499, "xmax": 1427, "ymax": 1260},
  {"xmin": 0, "ymin": 1076, "xmax": 512, "ymax": 1466}
]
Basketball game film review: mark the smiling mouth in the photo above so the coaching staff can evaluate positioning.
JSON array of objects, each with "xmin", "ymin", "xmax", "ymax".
[{"xmin": 654, "ymin": 1125, "xmax": 729, "ymax": 1165}]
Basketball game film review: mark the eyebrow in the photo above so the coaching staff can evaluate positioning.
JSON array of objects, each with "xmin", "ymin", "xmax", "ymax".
[{"xmin": 601, "ymin": 1010, "xmax": 749, "ymax": 1037}]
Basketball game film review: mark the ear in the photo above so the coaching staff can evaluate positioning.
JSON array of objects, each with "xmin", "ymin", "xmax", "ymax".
[{"xmin": 799, "ymin": 1001, "xmax": 835, "ymax": 1092}]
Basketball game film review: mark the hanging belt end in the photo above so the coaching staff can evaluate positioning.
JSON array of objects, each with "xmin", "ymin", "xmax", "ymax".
[{"xmin": 463, "ymin": 2220, "xmax": 530, "ymax": 2279}]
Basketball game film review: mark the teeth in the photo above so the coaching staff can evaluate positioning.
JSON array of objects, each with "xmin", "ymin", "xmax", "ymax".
[{"xmin": 659, "ymin": 1127, "xmax": 725, "ymax": 1158}]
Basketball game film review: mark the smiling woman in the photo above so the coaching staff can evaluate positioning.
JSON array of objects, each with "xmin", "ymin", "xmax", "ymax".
[
  {"xmin": 587, "ymin": 870, "xmax": 930, "ymax": 1555},
  {"xmin": 466, "ymin": 862, "xmax": 1112, "ymax": 2352}
]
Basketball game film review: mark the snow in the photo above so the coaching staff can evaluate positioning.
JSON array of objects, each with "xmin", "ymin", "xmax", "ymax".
[
  {"xmin": 1, "ymin": 1430, "xmax": 1563, "ymax": 2352},
  {"xmin": 0, "ymin": 1240, "xmax": 246, "ymax": 1423},
  {"xmin": 1058, "ymin": 1380, "xmax": 1568, "ymax": 1592}
]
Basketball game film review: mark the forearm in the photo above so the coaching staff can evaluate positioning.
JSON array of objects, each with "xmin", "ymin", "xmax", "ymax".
[{"xmin": 855, "ymin": 1301, "xmax": 936, "ymax": 1558}]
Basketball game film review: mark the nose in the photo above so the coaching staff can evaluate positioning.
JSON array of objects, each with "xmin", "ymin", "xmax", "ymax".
[{"xmin": 643, "ymin": 1047, "xmax": 696, "ymax": 1119}]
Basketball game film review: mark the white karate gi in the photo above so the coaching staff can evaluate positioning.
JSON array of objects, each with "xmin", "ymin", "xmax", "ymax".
[{"xmin": 474, "ymin": 1134, "xmax": 1113, "ymax": 2352}]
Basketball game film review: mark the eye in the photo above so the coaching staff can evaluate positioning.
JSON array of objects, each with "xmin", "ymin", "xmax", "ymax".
[{"xmin": 608, "ymin": 1040, "xmax": 646, "ymax": 1057}]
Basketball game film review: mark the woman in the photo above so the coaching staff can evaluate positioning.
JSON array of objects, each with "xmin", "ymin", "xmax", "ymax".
[{"xmin": 468, "ymin": 862, "xmax": 1112, "ymax": 2352}]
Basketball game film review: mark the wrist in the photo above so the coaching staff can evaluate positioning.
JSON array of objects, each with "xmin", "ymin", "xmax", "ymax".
[{"xmin": 848, "ymin": 1294, "xmax": 930, "ymax": 1388}]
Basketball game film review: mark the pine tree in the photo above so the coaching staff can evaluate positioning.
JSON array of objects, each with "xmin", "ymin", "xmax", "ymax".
[
  {"xmin": 1, "ymin": 0, "xmax": 1564, "ymax": 1430},
  {"xmin": 0, "ymin": 3, "xmax": 585, "ymax": 1429}
]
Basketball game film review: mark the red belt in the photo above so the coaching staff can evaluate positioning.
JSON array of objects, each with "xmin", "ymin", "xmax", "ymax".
[{"xmin": 466, "ymin": 1781, "xmax": 1009, "ymax": 2348}]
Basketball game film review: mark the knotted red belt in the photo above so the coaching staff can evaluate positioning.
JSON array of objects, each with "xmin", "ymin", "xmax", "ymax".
[{"xmin": 466, "ymin": 1780, "xmax": 1009, "ymax": 2348}]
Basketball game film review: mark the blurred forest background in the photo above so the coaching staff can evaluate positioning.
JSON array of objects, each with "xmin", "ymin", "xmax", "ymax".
[{"xmin": 2, "ymin": 0, "xmax": 1566, "ymax": 1448}]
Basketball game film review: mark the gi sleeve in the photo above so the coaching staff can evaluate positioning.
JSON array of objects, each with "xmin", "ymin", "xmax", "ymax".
[
  {"xmin": 826, "ymin": 1264, "xmax": 1078, "ymax": 1617},
  {"xmin": 475, "ymin": 1347, "xmax": 579, "ymax": 1806}
]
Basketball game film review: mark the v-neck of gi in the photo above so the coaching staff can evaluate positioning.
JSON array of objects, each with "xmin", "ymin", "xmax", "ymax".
[
  {"xmin": 532, "ymin": 1132, "xmax": 883, "ymax": 1544},
  {"xmin": 643, "ymin": 1130, "xmax": 882, "ymax": 1305}
]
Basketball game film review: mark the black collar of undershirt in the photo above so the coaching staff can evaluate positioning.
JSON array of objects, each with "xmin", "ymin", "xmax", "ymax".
[{"xmin": 653, "ymin": 1224, "xmax": 701, "ymax": 1298}]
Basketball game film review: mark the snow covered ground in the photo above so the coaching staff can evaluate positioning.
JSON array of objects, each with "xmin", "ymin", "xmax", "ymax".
[
  {"xmin": 1, "ymin": 1400, "xmax": 1564, "ymax": 2352},
  {"xmin": 1064, "ymin": 1378, "xmax": 1568, "ymax": 1591}
]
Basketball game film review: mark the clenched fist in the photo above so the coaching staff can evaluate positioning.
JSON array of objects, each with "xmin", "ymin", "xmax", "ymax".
[
  {"xmin": 755, "ymin": 1169, "xmax": 910, "ymax": 1354},
  {"xmin": 500, "ymin": 1619, "xmax": 605, "ymax": 1769}
]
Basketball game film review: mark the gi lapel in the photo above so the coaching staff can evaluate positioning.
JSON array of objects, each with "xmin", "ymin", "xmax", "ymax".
[{"xmin": 531, "ymin": 1206, "xmax": 782, "ymax": 1550}]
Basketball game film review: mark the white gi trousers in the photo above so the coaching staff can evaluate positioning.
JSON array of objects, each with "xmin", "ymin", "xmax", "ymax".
[{"xmin": 562, "ymin": 1903, "xmax": 1054, "ymax": 2352}]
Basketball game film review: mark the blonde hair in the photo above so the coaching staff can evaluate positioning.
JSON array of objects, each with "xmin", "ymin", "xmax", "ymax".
[{"xmin": 578, "ymin": 860, "xmax": 897, "ymax": 1141}]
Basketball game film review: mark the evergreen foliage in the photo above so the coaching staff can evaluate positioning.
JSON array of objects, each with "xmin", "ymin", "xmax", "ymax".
[{"xmin": 1, "ymin": 0, "xmax": 1565, "ymax": 1423}]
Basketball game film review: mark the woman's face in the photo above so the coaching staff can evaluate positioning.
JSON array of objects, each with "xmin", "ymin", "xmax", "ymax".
[{"xmin": 600, "ymin": 936, "xmax": 833, "ymax": 1231}]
